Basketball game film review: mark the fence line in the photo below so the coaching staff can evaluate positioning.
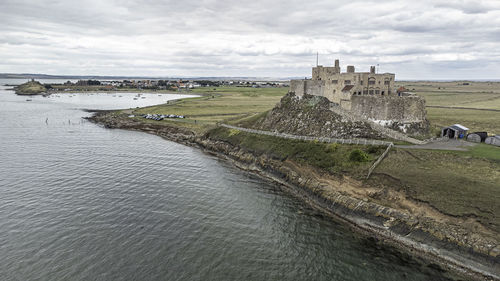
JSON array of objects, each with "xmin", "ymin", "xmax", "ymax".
[
  {"xmin": 220, "ymin": 124, "xmax": 393, "ymax": 146},
  {"xmin": 366, "ymin": 143, "xmax": 393, "ymax": 179}
]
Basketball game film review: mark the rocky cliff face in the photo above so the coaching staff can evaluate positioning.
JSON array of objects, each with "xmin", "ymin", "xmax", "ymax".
[
  {"xmin": 384, "ymin": 120, "xmax": 430, "ymax": 136},
  {"xmin": 251, "ymin": 92, "xmax": 384, "ymax": 139}
]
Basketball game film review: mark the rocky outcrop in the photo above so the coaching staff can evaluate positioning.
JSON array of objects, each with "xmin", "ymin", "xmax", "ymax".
[
  {"xmin": 252, "ymin": 92, "xmax": 430, "ymax": 142},
  {"xmin": 252, "ymin": 92, "xmax": 384, "ymax": 139},
  {"xmin": 384, "ymin": 119, "xmax": 431, "ymax": 136}
]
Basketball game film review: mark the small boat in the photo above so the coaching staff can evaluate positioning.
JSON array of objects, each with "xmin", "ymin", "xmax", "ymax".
[
  {"xmin": 133, "ymin": 97, "xmax": 138, "ymax": 100},
  {"xmin": 26, "ymin": 99, "xmax": 32, "ymax": 101}
]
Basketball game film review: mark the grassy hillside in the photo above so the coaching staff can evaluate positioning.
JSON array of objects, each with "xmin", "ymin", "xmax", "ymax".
[
  {"xmin": 207, "ymin": 126, "xmax": 384, "ymax": 176},
  {"xmin": 14, "ymin": 80, "xmax": 46, "ymax": 95},
  {"xmin": 372, "ymin": 146, "xmax": 500, "ymax": 233}
]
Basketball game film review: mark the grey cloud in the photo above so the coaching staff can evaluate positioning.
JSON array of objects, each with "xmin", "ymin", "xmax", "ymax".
[
  {"xmin": 433, "ymin": 0, "xmax": 500, "ymax": 14},
  {"xmin": 0, "ymin": 0, "xmax": 499, "ymax": 78}
]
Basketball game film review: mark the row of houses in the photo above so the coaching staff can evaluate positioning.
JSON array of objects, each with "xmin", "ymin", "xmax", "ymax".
[
  {"xmin": 441, "ymin": 124, "xmax": 500, "ymax": 146},
  {"xmin": 95, "ymin": 79, "xmax": 288, "ymax": 90},
  {"xmin": 58, "ymin": 79, "xmax": 289, "ymax": 92}
]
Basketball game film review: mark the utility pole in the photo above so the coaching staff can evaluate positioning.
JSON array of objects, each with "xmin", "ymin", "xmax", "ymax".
[{"xmin": 316, "ymin": 52, "xmax": 319, "ymax": 67}]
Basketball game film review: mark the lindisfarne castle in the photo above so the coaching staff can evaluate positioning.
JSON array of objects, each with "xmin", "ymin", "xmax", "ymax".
[{"xmin": 290, "ymin": 59, "xmax": 428, "ymax": 135}]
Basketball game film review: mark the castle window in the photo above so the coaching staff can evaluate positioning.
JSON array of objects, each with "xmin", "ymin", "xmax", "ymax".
[
  {"xmin": 381, "ymin": 91, "xmax": 385, "ymax": 95},
  {"xmin": 363, "ymin": 90, "xmax": 368, "ymax": 95},
  {"xmin": 375, "ymin": 90, "xmax": 380, "ymax": 95},
  {"xmin": 384, "ymin": 80, "xmax": 390, "ymax": 85},
  {"xmin": 332, "ymin": 80, "xmax": 338, "ymax": 84},
  {"xmin": 368, "ymin": 78, "xmax": 376, "ymax": 85},
  {"xmin": 369, "ymin": 90, "xmax": 374, "ymax": 95},
  {"xmin": 360, "ymin": 80, "xmax": 363, "ymax": 85},
  {"xmin": 378, "ymin": 81, "xmax": 381, "ymax": 84},
  {"xmin": 344, "ymin": 80, "xmax": 351, "ymax": 85}
]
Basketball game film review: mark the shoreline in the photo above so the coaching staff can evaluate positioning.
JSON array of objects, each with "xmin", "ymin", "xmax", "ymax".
[
  {"xmin": 11, "ymin": 90, "xmax": 196, "ymax": 95},
  {"xmin": 86, "ymin": 111, "xmax": 500, "ymax": 281}
]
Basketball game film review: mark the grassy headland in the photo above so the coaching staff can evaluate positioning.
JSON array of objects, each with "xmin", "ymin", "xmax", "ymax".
[{"xmin": 14, "ymin": 80, "xmax": 46, "ymax": 95}]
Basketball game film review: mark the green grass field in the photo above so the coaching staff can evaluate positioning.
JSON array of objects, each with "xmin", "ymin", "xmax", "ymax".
[
  {"xmin": 397, "ymin": 81, "xmax": 500, "ymax": 134},
  {"xmin": 132, "ymin": 86, "xmax": 287, "ymax": 132},
  {"xmin": 373, "ymin": 147, "xmax": 500, "ymax": 233}
]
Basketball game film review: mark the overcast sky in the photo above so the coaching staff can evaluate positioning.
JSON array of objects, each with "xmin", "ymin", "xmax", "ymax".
[{"xmin": 1, "ymin": 0, "xmax": 500, "ymax": 79}]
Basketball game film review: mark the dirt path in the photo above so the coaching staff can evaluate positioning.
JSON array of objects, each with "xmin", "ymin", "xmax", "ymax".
[{"xmin": 396, "ymin": 139, "xmax": 477, "ymax": 151}]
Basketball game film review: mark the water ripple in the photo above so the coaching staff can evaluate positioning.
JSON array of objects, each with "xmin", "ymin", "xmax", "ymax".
[{"xmin": 0, "ymin": 82, "xmax": 457, "ymax": 281}]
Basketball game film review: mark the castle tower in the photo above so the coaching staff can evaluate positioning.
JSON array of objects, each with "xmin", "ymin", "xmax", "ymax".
[{"xmin": 334, "ymin": 59, "xmax": 340, "ymax": 73}]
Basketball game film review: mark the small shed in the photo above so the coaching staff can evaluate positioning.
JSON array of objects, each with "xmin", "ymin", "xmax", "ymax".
[
  {"xmin": 442, "ymin": 124, "xmax": 469, "ymax": 139},
  {"xmin": 466, "ymin": 132, "xmax": 488, "ymax": 143},
  {"xmin": 397, "ymin": 86, "xmax": 408, "ymax": 94},
  {"xmin": 397, "ymin": 86, "xmax": 411, "ymax": 96},
  {"xmin": 485, "ymin": 135, "xmax": 500, "ymax": 147}
]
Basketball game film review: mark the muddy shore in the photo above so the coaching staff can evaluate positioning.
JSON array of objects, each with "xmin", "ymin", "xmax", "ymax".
[{"xmin": 87, "ymin": 111, "xmax": 500, "ymax": 281}]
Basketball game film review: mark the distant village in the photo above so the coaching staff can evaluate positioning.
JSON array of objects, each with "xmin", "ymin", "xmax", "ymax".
[{"xmin": 48, "ymin": 79, "xmax": 289, "ymax": 91}]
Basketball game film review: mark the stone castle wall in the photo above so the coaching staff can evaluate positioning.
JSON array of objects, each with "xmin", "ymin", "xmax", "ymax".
[
  {"xmin": 290, "ymin": 80, "xmax": 324, "ymax": 97},
  {"xmin": 350, "ymin": 95, "xmax": 426, "ymax": 122},
  {"xmin": 293, "ymin": 79, "xmax": 427, "ymax": 123}
]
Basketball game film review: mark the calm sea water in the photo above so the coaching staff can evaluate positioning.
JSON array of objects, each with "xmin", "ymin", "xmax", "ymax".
[{"xmin": 0, "ymin": 79, "xmax": 455, "ymax": 280}]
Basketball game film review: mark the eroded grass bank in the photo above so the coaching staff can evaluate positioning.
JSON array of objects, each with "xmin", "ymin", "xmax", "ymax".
[{"xmin": 206, "ymin": 126, "xmax": 384, "ymax": 176}]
